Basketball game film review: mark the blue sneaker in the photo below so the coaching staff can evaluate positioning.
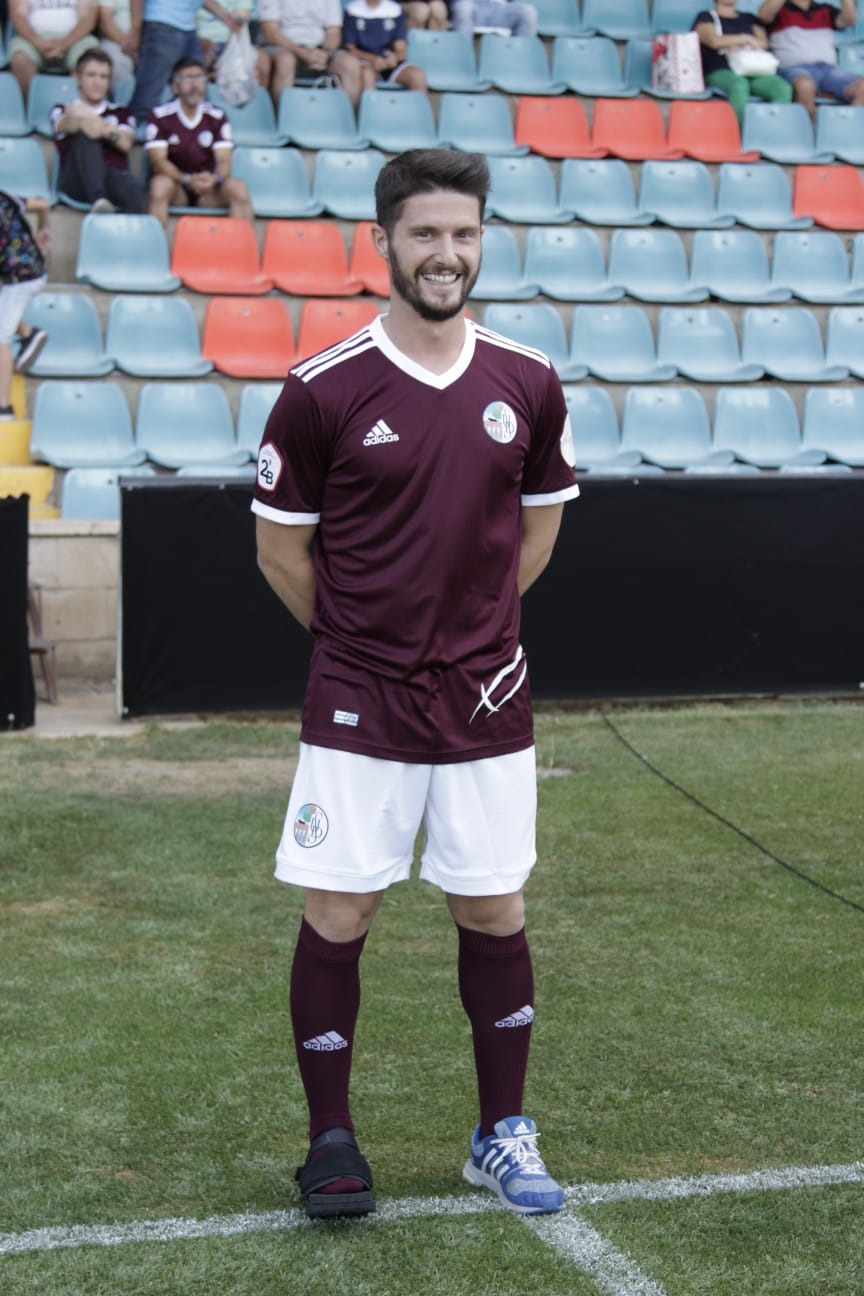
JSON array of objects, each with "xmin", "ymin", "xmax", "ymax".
[{"xmin": 462, "ymin": 1115, "xmax": 564, "ymax": 1215}]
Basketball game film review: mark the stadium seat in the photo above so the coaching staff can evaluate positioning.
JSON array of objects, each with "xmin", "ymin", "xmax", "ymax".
[
  {"xmin": 21, "ymin": 293, "xmax": 113, "ymax": 377},
  {"xmin": 825, "ymin": 305, "xmax": 864, "ymax": 377},
  {"xmin": 814, "ymin": 105, "xmax": 864, "ymax": 165},
  {"xmin": 348, "ymin": 221, "xmax": 390, "ymax": 297},
  {"xmin": 174, "ymin": 463, "xmax": 256, "ymax": 479},
  {"xmin": 75, "ymin": 212, "xmax": 180, "ymax": 292},
  {"xmin": 277, "ymin": 86, "xmax": 369, "ymax": 149},
  {"xmin": 831, "ymin": 7, "xmax": 864, "ymax": 44},
  {"xmin": 570, "ymin": 305, "xmax": 676, "ymax": 381},
  {"xmin": 533, "ymin": 0, "xmax": 593, "ymax": 37},
  {"xmin": 261, "ymin": 220, "xmax": 361, "ymax": 296},
  {"xmin": 623, "ymin": 39, "xmax": 712, "ymax": 98},
  {"xmin": 60, "ymin": 466, "xmax": 157, "ymax": 521},
  {"xmin": 0, "ymin": 136, "xmax": 51, "ymax": 199},
  {"xmin": 202, "ymin": 298, "xmax": 297, "ymax": 378},
  {"xmin": 656, "ymin": 307, "xmax": 765, "ymax": 381},
  {"xmin": 207, "ymin": 85, "xmax": 280, "ymax": 146},
  {"xmin": 523, "ymin": 226, "xmax": 624, "ymax": 301},
  {"xmin": 590, "ymin": 98, "xmax": 683, "ymax": 160},
  {"xmin": 651, "ymin": 0, "xmax": 706, "ymax": 31},
  {"xmin": 637, "ymin": 160, "xmax": 734, "ymax": 228},
  {"xmin": 666, "ymin": 99, "xmax": 759, "ymax": 163},
  {"xmin": 550, "ymin": 36, "xmax": 637, "ymax": 96},
  {"xmin": 801, "ymin": 387, "xmax": 864, "ymax": 465},
  {"xmin": 741, "ymin": 103, "xmax": 834, "ymax": 164},
  {"xmin": 482, "ymin": 303, "xmax": 588, "ymax": 380},
  {"xmin": 357, "ymin": 89, "xmax": 437, "ymax": 152},
  {"xmin": 171, "ymin": 216, "xmax": 273, "ymax": 295},
  {"xmin": 30, "ymin": 381, "xmax": 146, "ymax": 468},
  {"xmin": 437, "ymin": 92, "xmax": 527, "ymax": 155},
  {"xmin": 838, "ymin": 41, "xmax": 864, "ymax": 73},
  {"xmin": 230, "ymin": 147, "xmax": 325, "ymax": 218},
  {"xmin": 852, "ymin": 233, "xmax": 864, "ymax": 292},
  {"xmin": 470, "ymin": 226, "xmax": 539, "ymax": 301},
  {"xmin": 559, "ymin": 158, "xmax": 653, "ymax": 224},
  {"xmin": 716, "ymin": 161, "xmax": 812, "ymax": 230},
  {"xmin": 741, "ymin": 307, "xmax": 850, "ymax": 382},
  {"xmin": 486, "ymin": 155, "xmax": 571, "ymax": 223},
  {"xmin": 135, "ymin": 382, "xmax": 248, "ymax": 469},
  {"xmin": 0, "ymin": 72, "xmax": 27, "ymax": 135},
  {"xmin": 296, "ymin": 299, "xmax": 380, "ymax": 361},
  {"xmin": 561, "ymin": 384, "xmax": 643, "ymax": 469},
  {"xmin": 105, "ymin": 295, "xmax": 213, "ymax": 377},
  {"xmin": 405, "ymin": 29, "xmax": 492, "ymax": 91},
  {"xmin": 26, "ymin": 73, "xmax": 75, "ymax": 136},
  {"xmin": 607, "ymin": 229, "xmax": 709, "ymax": 302},
  {"xmin": 236, "ymin": 382, "xmax": 283, "ymax": 456},
  {"xmin": 621, "ymin": 387, "xmax": 732, "ymax": 468},
  {"xmin": 513, "ymin": 96, "xmax": 607, "ymax": 158},
  {"xmin": 312, "ymin": 149, "xmax": 386, "ymax": 220},
  {"xmin": 771, "ymin": 231, "xmax": 864, "ymax": 304},
  {"xmin": 689, "ymin": 230, "xmax": 792, "ymax": 304},
  {"xmin": 792, "ymin": 165, "xmax": 864, "ymax": 231},
  {"xmin": 711, "ymin": 387, "xmax": 817, "ymax": 468},
  {"xmin": 581, "ymin": 0, "xmax": 651, "ymax": 40},
  {"xmin": 476, "ymin": 34, "xmax": 567, "ymax": 94}
]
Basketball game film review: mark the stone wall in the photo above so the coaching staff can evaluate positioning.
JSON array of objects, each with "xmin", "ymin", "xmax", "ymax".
[{"xmin": 28, "ymin": 521, "xmax": 119, "ymax": 682}]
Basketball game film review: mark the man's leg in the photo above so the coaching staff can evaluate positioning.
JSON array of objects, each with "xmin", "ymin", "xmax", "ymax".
[
  {"xmin": 129, "ymin": 22, "xmax": 189, "ymax": 123},
  {"xmin": 790, "ymin": 71, "xmax": 817, "ymax": 122},
  {"xmin": 58, "ymin": 134, "xmax": 110, "ymax": 205},
  {"xmin": 105, "ymin": 169, "xmax": 148, "ymax": 214}
]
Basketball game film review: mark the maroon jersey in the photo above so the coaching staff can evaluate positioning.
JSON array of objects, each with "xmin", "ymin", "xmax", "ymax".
[
  {"xmin": 252, "ymin": 316, "xmax": 579, "ymax": 764},
  {"xmin": 50, "ymin": 100, "xmax": 136, "ymax": 171},
  {"xmin": 144, "ymin": 99, "xmax": 233, "ymax": 172}
]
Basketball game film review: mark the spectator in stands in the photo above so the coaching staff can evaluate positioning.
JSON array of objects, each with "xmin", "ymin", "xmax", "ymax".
[
  {"xmin": 449, "ymin": 0, "xmax": 537, "ymax": 40},
  {"xmin": 97, "ymin": 0, "xmax": 136, "ymax": 94},
  {"xmin": 197, "ymin": 0, "xmax": 271, "ymax": 91},
  {"xmin": 145, "ymin": 56, "xmax": 254, "ymax": 226},
  {"xmin": 8, "ymin": 0, "xmax": 100, "ymax": 102},
  {"xmin": 758, "ymin": 0, "xmax": 864, "ymax": 120},
  {"xmin": 401, "ymin": 0, "xmax": 447, "ymax": 31},
  {"xmin": 127, "ymin": 0, "xmax": 244, "ymax": 124},
  {"xmin": 51, "ymin": 48, "xmax": 146, "ymax": 212},
  {"xmin": 258, "ymin": 0, "xmax": 364, "ymax": 108},
  {"xmin": 341, "ymin": 0, "xmax": 428, "ymax": 93},
  {"xmin": 0, "ymin": 191, "xmax": 50, "ymax": 420},
  {"xmin": 693, "ymin": 2, "xmax": 792, "ymax": 124}
]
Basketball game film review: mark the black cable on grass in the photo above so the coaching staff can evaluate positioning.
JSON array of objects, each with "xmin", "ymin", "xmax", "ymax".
[{"xmin": 600, "ymin": 710, "xmax": 864, "ymax": 917}]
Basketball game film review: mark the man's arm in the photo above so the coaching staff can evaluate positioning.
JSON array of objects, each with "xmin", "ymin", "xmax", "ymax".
[
  {"xmin": 256, "ymin": 517, "xmax": 318, "ymax": 630},
  {"xmin": 517, "ymin": 503, "xmax": 563, "ymax": 596},
  {"xmin": 837, "ymin": 0, "xmax": 857, "ymax": 30},
  {"xmin": 202, "ymin": 0, "xmax": 244, "ymax": 32},
  {"xmin": 757, "ymin": 0, "xmax": 785, "ymax": 25}
]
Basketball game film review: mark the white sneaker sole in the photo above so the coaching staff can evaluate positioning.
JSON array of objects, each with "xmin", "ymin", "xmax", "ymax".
[{"xmin": 462, "ymin": 1158, "xmax": 564, "ymax": 1215}]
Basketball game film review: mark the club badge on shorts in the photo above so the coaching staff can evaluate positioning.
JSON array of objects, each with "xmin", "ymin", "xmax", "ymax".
[
  {"xmin": 482, "ymin": 401, "xmax": 517, "ymax": 444},
  {"xmin": 294, "ymin": 803, "xmax": 329, "ymax": 848}
]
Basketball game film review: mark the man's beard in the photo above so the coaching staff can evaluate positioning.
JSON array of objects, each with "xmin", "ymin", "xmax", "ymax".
[{"xmin": 387, "ymin": 246, "xmax": 479, "ymax": 322}]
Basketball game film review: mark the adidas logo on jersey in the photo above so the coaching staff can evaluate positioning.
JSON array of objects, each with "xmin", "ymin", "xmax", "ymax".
[
  {"xmin": 494, "ymin": 1005, "xmax": 534, "ymax": 1029},
  {"xmin": 363, "ymin": 419, "xmax": 400, "ymax": 446},
  {"xmin": 302, "ymin": 1031, "xmax": 348, "ymax": 1051}
]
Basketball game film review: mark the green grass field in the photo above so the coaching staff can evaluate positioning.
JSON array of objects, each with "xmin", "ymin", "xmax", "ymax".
[{"xmin": 1, "ymin": 703, "xmax": 862, "ymax": 1295}]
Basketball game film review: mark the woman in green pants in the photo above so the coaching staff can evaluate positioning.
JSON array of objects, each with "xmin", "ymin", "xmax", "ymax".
[{"xmin": 693, "ymin": 1, "xmax": 792, "ymax": 124}]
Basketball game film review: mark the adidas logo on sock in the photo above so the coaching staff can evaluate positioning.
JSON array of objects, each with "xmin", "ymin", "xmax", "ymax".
[
  {"xmin": 363, "ymin": 419, "xmax": 400, "ymax": 446},
  {"xmin": 494, "ymin": 1004, "xmax": 534, "ymax": 1029},
  {"xmin": 302, "ymin": 1031, "xmax": 348, "ymax": 1051}
]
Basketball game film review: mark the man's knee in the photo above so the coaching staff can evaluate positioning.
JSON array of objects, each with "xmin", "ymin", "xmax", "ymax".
[
  {"xmin": 303, "ymin": 888, "xmax": 384, "ymax": 942},
  {"xmin": 846, "ymin": 76, "xmax": 864, "ymax": 106},
  {"xmin": 447, "ymin": 889, "xmax": 526, "ymax": 937}
]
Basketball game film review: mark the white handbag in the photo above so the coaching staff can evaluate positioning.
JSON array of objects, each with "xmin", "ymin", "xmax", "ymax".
[{"xmin": 711, "ymin": 11, "xmax": 779, "ymax": 77}]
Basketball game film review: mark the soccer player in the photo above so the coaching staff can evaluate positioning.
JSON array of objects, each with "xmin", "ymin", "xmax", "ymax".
[{"xmin": 253, "ymin": 148, "xmax": 579, "ymax": 1220}]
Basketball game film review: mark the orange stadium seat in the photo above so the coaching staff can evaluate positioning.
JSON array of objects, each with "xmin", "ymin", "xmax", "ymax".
[
  {"xmin": 792, "ymin": 165, "xmax": 864, "ymax": 231},
  {"xmin": 666, "ymin": 100, "xmax": 760, "ymax": 164},
  {"xmin": 262, "ymin": 221, "xmax": 362, "ymax": 296},
  {"xmin": 171, "ymin": 216, "xmax": 274, "ymax": 294},
  {"xmin": 202, "ymin": 298, "xmax": 297, "ymax": 377},
  {"xmin": 514, "ymin": 96, "xmax": 608, "ymax": 159},
  {"xmin": 348, "ymin": 222, "xmax": 390, "ymax": 297},
  {"xmin": 591, "ymin": 98, "xmax": 683, "ymax": 160},
  {"xmin": 296, "ymin": 299, "xmax": 381, "ymax": 361}
]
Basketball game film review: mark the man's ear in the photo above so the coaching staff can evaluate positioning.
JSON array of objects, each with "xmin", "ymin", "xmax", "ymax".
[{"xmin": 370, "ymin": 223, "xmax": 389, "ymax": 260}]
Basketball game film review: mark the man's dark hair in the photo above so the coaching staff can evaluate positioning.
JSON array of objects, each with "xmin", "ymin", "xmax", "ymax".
[
  {"xmin": 171, "ymin": 56, "xmax": 206, "ymax": 80},
  {"xmin": 76, "ymin": 47, "xmax": 113, "ymax": 74},
  {"xmin": 374, "ymin": 149, "xmax": 489, "ymax": 235}
]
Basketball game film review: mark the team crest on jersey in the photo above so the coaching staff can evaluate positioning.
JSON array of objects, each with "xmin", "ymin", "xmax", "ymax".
[
  {"xmin": 294, "ymin": 803, "xmax": 329, "ymax": 848},
  {"xmin": 198, "ymin": 130, "xmax": 214, "ymax": 148},
  {"xmin": 257, "ymin": 442, "xmax": 282, "ymax": 491},
  {"xmin": 482, "ymin": 401, "xmax": 517, "ymax": 444}
]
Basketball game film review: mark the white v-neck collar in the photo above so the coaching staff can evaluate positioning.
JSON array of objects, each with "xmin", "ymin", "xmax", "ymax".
[{"xmin": 370, "ymin": 315, "xmax": 476, "ymax": 390}]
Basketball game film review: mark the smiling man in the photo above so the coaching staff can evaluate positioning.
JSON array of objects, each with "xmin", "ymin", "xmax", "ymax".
[{"xmin": 253, "ymin": 149, "xmax": 579, "ymax": 1222}]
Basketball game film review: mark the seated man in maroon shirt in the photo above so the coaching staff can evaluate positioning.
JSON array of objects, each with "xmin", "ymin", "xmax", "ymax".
[
  {"xmin": 145, "ymin": 55, "xmax": 253, "ymax": 226},
  {"xmin": 50, "ymin": 47, "xmax": 146, "ymax": 213}
]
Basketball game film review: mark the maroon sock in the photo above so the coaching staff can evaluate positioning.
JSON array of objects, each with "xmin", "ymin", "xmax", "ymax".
[{"xmin": 457, "ymin": 923, "xmax": 534, "ymax": 1138}]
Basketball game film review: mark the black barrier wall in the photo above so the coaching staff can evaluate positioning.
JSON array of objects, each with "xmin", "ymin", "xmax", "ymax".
[
  {"xmin": 0, "ymin": 496, "xmax": 35, "ymax": 730},
  {"xmin": 121, "ymin": 477, "xmax": 864, "ymax": 717}
]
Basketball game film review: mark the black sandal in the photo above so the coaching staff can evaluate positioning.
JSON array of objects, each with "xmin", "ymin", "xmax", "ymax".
[{"xmin": 295, "ymin": 1127, "xmax": 376, "ymax": 1219}]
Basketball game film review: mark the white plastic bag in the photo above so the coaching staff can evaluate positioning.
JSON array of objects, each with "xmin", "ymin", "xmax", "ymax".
[
  {"xmin": 651, "ymin": 32, "xmax": 705, "ymax": 94},
  {"xmin": 216, "ymin": 25, "xmax": 258, "ymax": 107}
]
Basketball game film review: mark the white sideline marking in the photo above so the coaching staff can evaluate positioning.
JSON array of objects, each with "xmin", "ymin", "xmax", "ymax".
[{"xmin": 527, "ymin": 1213, "xmax": 668, "ymax": 1296}]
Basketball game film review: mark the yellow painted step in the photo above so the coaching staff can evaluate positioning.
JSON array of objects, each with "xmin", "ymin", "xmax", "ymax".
[
  {"xmin": 0, "ymin": 464, "xmax": 54, "ymax": 504},
  {"xmin": 0, "ymin": 419, "xmax": 31, "ymax": 464},
  {"xmin": 11, "ymin": 373, "xmax": 26, "ymax": 418}
]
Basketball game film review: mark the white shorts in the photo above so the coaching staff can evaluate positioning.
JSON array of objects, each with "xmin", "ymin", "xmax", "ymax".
[
  {"xmin": 0, "ymin": 276, "xmax": 46, "ymax": 344},
  {"xmin": 274, "ymin": 742, "xmax": 538, "ymax": 897}
]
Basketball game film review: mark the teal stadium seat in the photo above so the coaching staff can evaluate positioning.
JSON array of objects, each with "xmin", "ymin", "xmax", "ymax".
[
  {"xmin": 581, "ymin": 0, "xmax": 651, "ymax": 40},
  {"xmin": 60, "ymin": 466, "xmax": 157, "ymax": 521},
  {"xmin": 825, "ymin": 305, "xmax": 864, "ymax": 377},
  {"xmin": 570, "ymin": 305, "xmax": 677, "ymax": 381},
  {"xmin": 26, "ymin": 73, "xmax": 75, "ymax": 136},
  {"xmin": 711, "ymin": 387, "xmax": 822, "ymax": 468},
  {"xmin": 0, "ymin": 71, "xmax": 27, "ymax": 134},
  {"xmin": 802, "ymin": 388, "xmax": 864, "ymax": 465},
  {"xmin": 689, "ymin": 229, "xmax": 792, "ymax": 303},
  {"xmin": 482, "ymin": 303, "xmax": 588, "ymax": 380},
  {"xmin": 106, "ymin": 296, "xmax": 213, "ymax": 377},
  {"xmin": 174, "ymin": 464, "xmax": 256, "ymax": 478},
  {"xmin": 312, "ymin": 149, "xmax": 386, "ymax": 220},
  {"xmin": 559, "ymin": 158, "xmax": 655, "ymax": 225},
  {"xmin": 207, "ymin": 84, "xmax": 280, "ymax": 146},
  {"xmin": 562, "ymin": 385, "xmax": 643, "ymax": 471},
  {"xmin": 637, "ymin": 160, "xmax": 734, "ymax": 228},
  {"xmin": 357, "ymin": 89, "xmax": 437, "ymax": 152},
  {"xmin": 135, "ymin": 382, "xmax": 248, "ymax": 469},
  {"xmin": 523, "ymin": 226, "xmax": 624, "ymax": 301},
  {"xmin": 470, "ymin": 226, "xmax": 539, "ymax": 301},
  {"xmin": 236, "ymin": 382, "xmax": 283, "ymax": 457},
  {"xmin": 651, "ymin": 0, "xmax": 705, "ymax": 32},
  {"xmin": 716, "ymin": 161, "xmax": 813, "ymax": 230},
  {"xmin": 437, "ymin": 92, "xmax": 527, "ymax": 155},
  {"xmin": 621, "ymin": 387, "xmax": 734, "ymax": 469},
  {"xmin": 814, "ymin": 105, "xmax": 864, "ymax": 165},
  {"xmin": 231, "ymin": 146, "xmax": 325, "ymax": 218},
  {"xmin": 404, "ymin": 30, "xmax": 492, "ymax": 91},
  {"xmin": 533, "ymin": 0, "xmax": 593, "ymax": 37},
  {"xmin": 771, "ymin": 230, "xmax": 864, "ymax": 304},
  {"xmin": 76, "ymin": 212, "xmax": 180, "ymax": 292},
  {"xmin": 21, "ymin": 293, "xmax": 113, "ymax": 376},
  {"xmin": 607, "ymin": 229, "xmax": 709, "ymax": 302},
  {"xmin": 486, "ymin": 155, "xmax": 571, "ymax": 223},
  {"xmin": 277, "ymin": 86, "xmax": 369, "ymax": 149},
  {"xmin": 30, "ymin": 381, "xmax": 146, "ymax": 468},
  {"xmin": 656, "ymin": 307, "xmax": 765, "ymax": 381},
  {"xmin": 477, "ymin": 35, "xmax": 567, "ymax": 94},
  {"xmin": 741, "ymin": 307, "xmax": 850, "ymax": 382},
  {"xmin": 551, "ymin": 36, "xmax": 638, "ymax": 96},
  {"xmin": 0, "ymin": 136, "xmax": 51, "ymax": 199},
  {"xmin": 741, "ymin": 102, "xmax": 834, "ymax": 164}
]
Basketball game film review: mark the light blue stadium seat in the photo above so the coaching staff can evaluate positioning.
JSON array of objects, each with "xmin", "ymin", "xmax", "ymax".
[
  {"xmin": 175, "ymin": 463, "xmax": 256, "ymax": 478},
  {"xmin": 207, "ymin": 84, "xmax": 280, "ymax": 146},
  {"xmin": 533, "ymin": 0, "xmax": 593, "ymax": 37},
  {"xmin": 741, "ymin": 307, "xmax": 850, "ymax": 382},
  {"xmin": 437, "ymin": 92, "xmax": 527, "ymax": 155},
  {"xmin": 581, "ymin": 0, "xmax": 651, "ymax": 40},
  {"xmin": 771, "ymin": 230, "xmax": 864, "ymax": 304},
  {"xmin": 231, "ymin": 146, "xmax": 324, "ymax": 218},
  {"xmin": 852, "ymin": 233, "xmax": 864, "ymax": 292},
  {"xmin": 651, "ymin": 0, "xmax": 705, "ymax": 32},
  {"xmin": 236, "ymin": 382, "xmax": 283, "ymax": 457},
  {"xmin": 135, "ymin": 382, "xmax": 248, "ymax": 469},
  {"xmin": 623, "ymin": 38, "xmax": 712, "ymax": 98},
  {"xmin": 637, "ymin": 160, "xmax": 734, "ymax": 229},
  {"xmin": 482, "ymin": 303, "xmax": 588, "ymax": 380},
  {"xmin": 30, "ymin": 381, "xmax": 145, "ymax": 468},
  {"xmin": 562, "ymin": 384, "xmax": 643, "ymax": 469},
  {"xmin": 312, "ymin": 149, "xmax": 386, "ymax": 220},
  {"xmin": 716, "ymin": 161, "xmax": 812, "ymax": 230},
  {"xmin": 656, "ymin": 307, "xmax": 765, "ymax": 382},
  {"xmin": 621, "ymin": 387, "xmax": 733, "ymax": 468},
  {"xmin": 277, "ymin": 86, "xmax": 368, "ymax": 149},
  {"xmin": 825, "ymin": 305, "xmax": 864, "ymax": 377},
  {"xmin": 0, "ymin": 71, "xmax": 27, "ymax": 134},
  {"xmin": 487, "ymin": 155, "xmax": 571, "ymax": 223},
  {"xmin": 802, "ymin": 387, "xmax": 864, "ymax": 465},
  {"xmin": 0, "ymin": 135, "xmax": 51, "ymax": 199},
  {"xmin": 60, "ymin": 466, "xmax": 157, "ymax": 521},
  {"xmin": 689, "ymin": 230, "xmax": 791, "ymax": 304},
  {"xmin": 405, "ymin": 30, "xmax": 492, "ymax": 91},
  {"xmin": 106, "ymin": 296, "xmax": 212, "ymax": 377},
  {"xmin": 742, "ymin": 102, "xmax": 834, "ymax": 164},
  {"xmin": 711, "ymin": 387, "xmax": 822, "ymax": 468},
  {"xmin": 477, "ymin": 34, "xmax": 567, "ymax": 94},
  {"xmin": 26, "ymin": 73, "xmax": 75, "ymax": 136},
  {"xmin": 75, "ymin": 212, "xmax": 180, "ymax": 292},
  {"xmin": 570, "ymin": 305, "xmax": 676, "ymax": 381},
  {"xmin": 357, "ymin": 89, "xmax": 437, "ymax": 152},
  {"xmin": 470, "ymin": 226, "xmax": 539, "ymax": 300},
  {"xmin": 814, "ymin": 105, "xmax": 864, "ymax": 165},
  {"xmin": 607, "ymin": 229, "xmax": 709, "ymax": 302},
  {"xmin": 838, "ymin": 42, "xmax": 864, "ymax": 73},
  {"xmin": 21, "ymin": 293, "xmax": 113, "ymax": 376},
  {"xmin": 551, "ymin": 36, "xmax": 637, "ymax": 96},
  {"xmin": 523, "ymin": 226, "xmax": 624, "ymax": 301},
  {"xmin": 559, "ymin": 158, "xmax": 654, "ymax": 225},
  {"xmin": 833, "ymin": 9, "xmax": 864, "ymax": 44}
]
